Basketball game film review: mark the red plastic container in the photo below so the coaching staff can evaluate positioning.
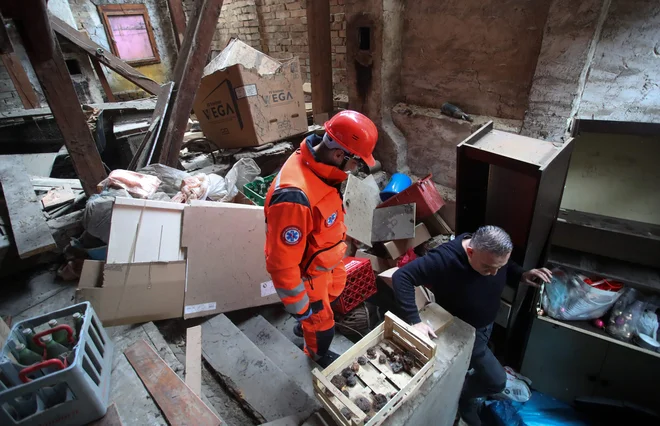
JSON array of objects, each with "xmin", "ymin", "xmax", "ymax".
[
  {"xmin": 335, "ymin": 257, "xmax": 377, "ymax": 314},
  {"xmin": 377, "ymin": 174, "xmax": 445, "ymax": 220}
]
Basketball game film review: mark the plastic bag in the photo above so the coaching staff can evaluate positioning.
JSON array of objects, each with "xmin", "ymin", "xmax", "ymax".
[
  {"xmin": 83, "ymin": 189, "xmax": 130, "ymax": 244},
  {"xmin": 219, "ymin": 158, "xmax": 261, "ymax": 202},
  {"xmin": 138, "ymin": 163, "xmax": 190, "ymax": 196},
  {"xmin": 97, "ymin": 169, "xmax": 161, "ymax": 199},
  {"xmin": 494, "ymin": 367, "xmax": 532, "ymax": 403},
  {"xmin": 205, "ymin": 173, "xmax": 228, "ymax": 201},
  {"xmin": 606, "ymin": 288, "xmax": 652, "ymax": 342},
  {"xmin": 541, "ymin": 267, "xmax": 623, "ymax": 321},
  {"xmin": 397, "ymin": 248, "xmax": 417, "ymax": 267},
  {"xmin": 179, "ymin": 174, "xmax": 210, "ymax": 202}
]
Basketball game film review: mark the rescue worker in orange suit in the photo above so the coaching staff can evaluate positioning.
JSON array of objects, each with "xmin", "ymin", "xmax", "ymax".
[{"xmin": 264, "ymin": 111, "xmax": 378, "ymax": 367}]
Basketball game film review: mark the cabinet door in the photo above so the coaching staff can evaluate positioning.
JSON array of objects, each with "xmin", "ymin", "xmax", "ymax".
[
  {"xmin": 594, "ymin": 344, "xmax": 660, "ymax": 409},
  {"xmin": 521, "ymin": 318, "xmax": 608, "ymax": 403}
]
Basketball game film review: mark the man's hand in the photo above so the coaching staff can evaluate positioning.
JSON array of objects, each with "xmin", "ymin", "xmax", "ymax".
[
  {"xmin": 521, "ymin": 268, "xmax": 553, "ymax": 287},
  {"xmin": 411, "ymin": 321, "xmax": 437, "ymax": 340}
]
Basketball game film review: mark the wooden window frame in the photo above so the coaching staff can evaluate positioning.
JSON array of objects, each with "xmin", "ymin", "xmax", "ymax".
[{"xmin": 97, "ymin": 4, "xmax": 161, "ymax": 67}]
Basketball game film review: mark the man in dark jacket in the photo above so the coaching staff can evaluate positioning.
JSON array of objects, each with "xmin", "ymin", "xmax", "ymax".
[{"xmin": 392, "ymin": 225, "xmax": 552, "ymax": 426}]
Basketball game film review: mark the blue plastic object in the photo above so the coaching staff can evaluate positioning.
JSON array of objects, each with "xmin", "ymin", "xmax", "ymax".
[
  {"xmin": 380, "ymin": 173, "xmax": 412, "ymax": 202},
  {"xmin": 483, "ymin": 391, "xmax": 590, "ymax": 426}
]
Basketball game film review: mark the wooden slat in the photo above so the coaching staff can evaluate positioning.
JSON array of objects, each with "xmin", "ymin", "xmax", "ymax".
[
  {"xmin": 88, "ymin": 403, "xmax": 124, "ymax": 426},
  {"xmin": 312, "ymin": 369, "xmax": 367, "ymax": 425},
  {"xmin": 90, "ymin": 57, "xmax": 116, "ymax": 102},
  {"xmin": 157, "ymin": 0, "xmax": 225, "ymax": 166},
  {"xmin": 185, "ymin": 325, "xmax": 202, "ymax": 397},
  {"xmin": 356, "ymin": 361, "xmax": 398, "ymax": 396},
  {"xmin": 167, "ymin": 0, "xmax": 187, "ymax": 49},
  {"xmin": 141, "ymin": 81, "xmax": 173, "ymax": 167},
  {"xmin": 0, "ymin": 156, "xmax": 57, "ymax": 258},
  {"xmin": 1, "ymin": 52, "xmax": 39, "ymax": 108},
  {"xmin": 49, "ymin": 15, "xmax": 160, "ymax": 95},
  {"xmin": 124, "ymin": 340, "xmax": 221, "ymax": 426},
  {"xmin": 306, "ymin": 0, "xmax": 333, "ymax": 123}
]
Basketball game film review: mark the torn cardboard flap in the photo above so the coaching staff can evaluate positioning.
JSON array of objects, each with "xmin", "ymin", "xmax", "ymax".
[
  {"xmin": 204, "ymin": 38, "xmax": 281, "ymax": 76},
  {"xmin": 77, "ymin": 260, "xmax": 186, "ymax": 326}
]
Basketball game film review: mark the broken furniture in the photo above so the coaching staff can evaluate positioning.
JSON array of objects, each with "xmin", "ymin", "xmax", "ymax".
[
  {"xmin": 521, "ymin": 124, "xmax": 660, "ymax": 411},
  {"xmin": 455, "ymin": 121, "xmax": 575, "ymax": 365}
]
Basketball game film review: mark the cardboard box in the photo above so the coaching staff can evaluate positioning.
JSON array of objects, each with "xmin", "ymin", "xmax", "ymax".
[
  {"xmin": 77, "ymin": 260, "xmax": 186, "ymax": 326},
  {"xmin": 382, "ymin": 223, "xmax": 432, "ymax": 259},
  {"xmin": 355, "ymin": 249, "xmax": 397, "ymax": 273},
  {"xmin": 181, "ymin": 200, "xmax": 280, "ymax": 318},
  {"xmin": 378, "ymin": 267, "xmax": 435, "ymax": 311},
  {"xmin": 193, "ymin": 39, "xmax": 307, "ymax": 149}
]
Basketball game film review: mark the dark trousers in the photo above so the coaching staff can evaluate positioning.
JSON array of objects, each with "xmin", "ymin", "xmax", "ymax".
[{"xmin": 460, "ymin": 323, "xmax": 507, "ymax": 403}]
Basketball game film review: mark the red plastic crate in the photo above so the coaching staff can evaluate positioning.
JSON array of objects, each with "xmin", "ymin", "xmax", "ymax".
[
  {"xmin": 377, "ymin": 174, "xmax": 445, "ymax": 220},
  {"xmin": 335, "ymin": 257, "xmax": 377, "ymax": 314}
]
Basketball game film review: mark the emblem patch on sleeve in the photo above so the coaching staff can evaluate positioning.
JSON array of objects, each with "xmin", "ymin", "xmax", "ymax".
[
  {"xmin": 282, "ymin": 226, "xmax": 302, "ymax": 245},
  {"xmin": 326, "ymin": 211, "xmax": 338, "ymax": 227}
]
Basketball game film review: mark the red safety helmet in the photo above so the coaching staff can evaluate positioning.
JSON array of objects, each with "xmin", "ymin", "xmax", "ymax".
[{"xmin": 324, "ymin": 110, "xmax": 378, "ymax": 167}]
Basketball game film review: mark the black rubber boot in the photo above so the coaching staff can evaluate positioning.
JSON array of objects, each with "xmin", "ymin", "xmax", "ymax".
[
  {"xmin": 458, "ymin": 397, "xmax": 483, "ymax": 426},
  {"xmin": 293, "ymin": 321, "xmax": 303, "ymax": 338},
  {"xmin": 315, "ymin": 350, "xmax": 340, "ymax": 368}
]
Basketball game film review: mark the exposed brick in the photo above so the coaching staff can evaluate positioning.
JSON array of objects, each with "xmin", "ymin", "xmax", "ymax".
[
  {"xmin": 331, "ymin": 22, "xmax": 342, "ymax": 30},
  {"xmin": 335, "ymin": 45, "xmax": 346, "ymax": 53},
  {"xmin": 279, "ymin": 39, "xmax": 293, "ymax": 46},
  {"xmin": 273, "ymin": 4, "xmax": 287, "ymax": 12},
  {"xmin": 330, "ymin": 5, "xmax": 343, "ymax": 14},
  {"xmin": 270, "ymin": 19, "xmax": 286, "ymax": 26},
  {"xmin": 285, "ymin": 2, "xmax": 301, "ymax": 10},
  {"xmin": 331, "ymin": 37, "xmax": 342, "ymax": 45},
  {"xmin": 289, "ymin": 9, "xmax": 306, "ymax": 17},
  {"xmin": 338, "ymin": 30, "xmax": 346, "ymax": 37},
  {"xmin": 331, "ymin": 31, "xmax": 338, "ymax": 38},
  {"xmin": 333, "ymin": 13, "xmax": 345, "ymax": 22},
  {"xmin": 290, "ymin": 24, "xmax": 306, "ymax": 32},
  {"xmin": 275, "ymin": 10, "xmax": 290, "ymax": 19},
  {"xmin": 286, "ymin": 17, "xmax": 304, "ymax": 25},
  {"xmin": 292, "ymin": 37, "xmax": 307, "ymax": 46},
  {"xmin": 264, "ymin": 26, "xmax": 280, "ymax": 33}
]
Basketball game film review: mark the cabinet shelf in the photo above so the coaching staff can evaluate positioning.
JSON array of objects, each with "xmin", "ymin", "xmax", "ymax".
[
  {"xmin": 537, "ymin": 316, "xmax": 660, "ymax": 360},
  {"xmin": 548, "ymin": 246, "xmax": 660, "ymax": 294}
]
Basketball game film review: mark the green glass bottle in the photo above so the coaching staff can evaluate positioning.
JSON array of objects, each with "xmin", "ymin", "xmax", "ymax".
[
  {"xmin": 40, "ymin": 335, "xmax": 68, "ymax": 360},
  {"xmin": 72, "ymin": 313, "xmax": 84, "ymax": 341},
  {"xmin": 21, "ymin": 328, "xmax": 40, "ymax": 353},
  {"xmin": 48, "ymin": 320, "xmax": 69, "ymax": 346},
  {"xmin": 15, "ymin": 343, "xmax": 42, "ymax": 365}
]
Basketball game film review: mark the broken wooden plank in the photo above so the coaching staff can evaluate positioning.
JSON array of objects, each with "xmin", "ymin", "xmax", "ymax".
[
  {"xmin": 90, "ymin": 56, "xmax": 116, "ymax": 102},
  {"xmin": 1, "ymin": 52, "xmax": 39, "ymax": 108},
  {"xmin": 31, "ymin": 176, "xmax": 83, "ymax": 191},
  {"xmin": 140, "ymin": 82, "xmax": 174, "ymax": 167},
  {"xmin": 372, "ymin": 203, "xmax": 416, "ymax": 242},
  {"xmin": 202, "ymin": 314, "xmax": 318, "ymax": 422},
  {"xmin": 185, "ymin": 325, "xmax": 202, "ymax": 397},
  {"xmin": 343, "ymin": 174, "xmax": 381, "ymax": 247},
  {"xmin": 0, "ymin": 99, "xmax": 157, "ymax": 120},
  {"xmin": 88, "ymin": 403, "xmax": 124, "ymax": 426},
  {"xmin": 167, "ymin": 0, "xmax": 187, "ymax": 49},
  {"xmin": 13, "ymin": 14, "xmax": 107, "ymax": 195},
  {"xmin": 0, "ymin": 156, "xmax": 57, "ymax": 258},
  {"xmin": 124, "ymin": 339, "xmax": 221, "ymax": 426},
  {"xmin": 41, "ymin": 186, "xmax": 75, "ymax": 209},
  {"xmin": 157, "ymin": 0, "xmax": 224, "ymax": 166},
  {"xmin": 50, "ymin": 15, "xmax": 161, "ymax": 95},
  {"xmin": 306, "ymin": 0, "xmax": 333, "ymax": 124}
]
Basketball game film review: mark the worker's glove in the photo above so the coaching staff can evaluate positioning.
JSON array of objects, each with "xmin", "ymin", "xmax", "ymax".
[{"xmin": 293, "ymin": 306, "xmax": 312, "ymax": 321}]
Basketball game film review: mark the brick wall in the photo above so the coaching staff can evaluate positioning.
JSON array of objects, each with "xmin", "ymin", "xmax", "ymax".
[{"xmin": 183, "ymin": 0, "xmax": 347, "ymax": 93}]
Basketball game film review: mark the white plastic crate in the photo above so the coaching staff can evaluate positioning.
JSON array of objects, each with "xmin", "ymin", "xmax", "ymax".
[{"xmin": 0, "ymin": 302, "xmax": 113, "ymax": 425}]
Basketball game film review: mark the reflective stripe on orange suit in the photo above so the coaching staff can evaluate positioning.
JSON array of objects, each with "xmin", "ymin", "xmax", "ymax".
[{"xmin": 264, "ymin": 135, "xmax": 347, "ymax": 359}]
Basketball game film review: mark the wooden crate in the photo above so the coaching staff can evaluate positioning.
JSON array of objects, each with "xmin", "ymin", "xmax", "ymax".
[{"xmin": 312, "ymin": 312, "xmax": 440, "ymax": 426}]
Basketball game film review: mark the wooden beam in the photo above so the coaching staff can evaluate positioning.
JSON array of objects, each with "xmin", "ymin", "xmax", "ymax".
[
  {"xmin": 125, "ymin": 340, "xmax": 221, "ymax": 426},
  {"xmin": 12, "ymin": 3, "xmax": 107, "ymax": 195},
  {"xmin": 167, "ymin": 0, "xmax": 187, "ymax": 49},
  {"xmin": 1, "ymin": 52, "xmax": 39, "ymax": 108},
  {"xmin": 49, "ymin": 15, "xmax": 161, "ymax": 95},
  {"xmin": 306, "ymin": 0, "xmax": 333, "ymax": 124},
  {"xmin": 89, "ymin": 56, "xmax": 116, "ymax": 102},
  {"xmin": 157, "ymin": 0, "xmax": 224, "ymax": 166}
]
